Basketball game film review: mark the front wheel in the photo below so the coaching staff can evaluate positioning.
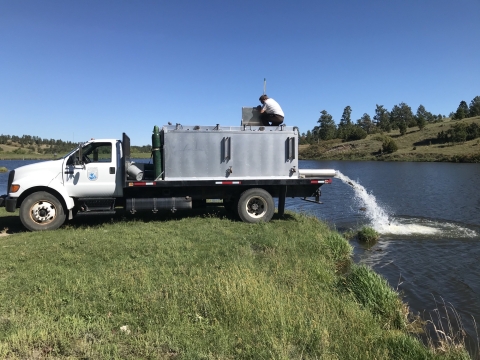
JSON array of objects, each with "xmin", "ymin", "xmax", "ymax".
[
  {"xmin": 20, "ymin": 192, "xmax": 66, "ymax": 231},
  {"xmin": 237, "ymin": 188, "xmax": 274, "ymax": 223}
]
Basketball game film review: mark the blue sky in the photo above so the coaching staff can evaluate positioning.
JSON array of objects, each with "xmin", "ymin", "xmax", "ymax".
[{"xmin": 1, "ymin": 0, "xmax": 479, "ymax": 146}]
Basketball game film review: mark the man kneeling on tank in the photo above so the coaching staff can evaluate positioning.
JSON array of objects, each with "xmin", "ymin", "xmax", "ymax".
[{"xmin": 257, "ymin": 94, "xmax": 284, "ymax": 126}]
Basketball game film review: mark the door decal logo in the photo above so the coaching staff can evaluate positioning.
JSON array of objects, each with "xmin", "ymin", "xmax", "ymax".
[{"xmin": 88, "ymin": 168, "xmax": 98, "ymax": 181}]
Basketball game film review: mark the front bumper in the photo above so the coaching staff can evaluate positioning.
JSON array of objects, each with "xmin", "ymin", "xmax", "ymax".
[{"xmin": 0, "ymin": 195, "xmax": 17, "ymax": 212}]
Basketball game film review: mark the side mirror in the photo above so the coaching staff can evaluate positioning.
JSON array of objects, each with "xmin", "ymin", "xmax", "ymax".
[
  {"xmin": 79, "ymin": 144, "xmax": 83, "ymax": 162},
  {"xmin": 74, "ymin": 146, "xmax": 84, "ymax": 165}
]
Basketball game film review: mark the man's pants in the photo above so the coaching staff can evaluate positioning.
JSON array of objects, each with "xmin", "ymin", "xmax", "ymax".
[{"xmin": 261, "ymin": 113, "xmax": 284, "ymax": 126}]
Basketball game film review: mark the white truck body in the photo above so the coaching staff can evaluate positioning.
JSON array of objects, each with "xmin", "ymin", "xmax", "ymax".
[{"xmin": 1, "ymin": 124, "xmax": 336, "ymax": 231}]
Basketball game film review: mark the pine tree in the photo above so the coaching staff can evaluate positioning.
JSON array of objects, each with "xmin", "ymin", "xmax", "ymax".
[
  {"xmin": 317, "ymin": 110, "xmax": 337, "ymax": 140},
  {"xmin": 373, "ymin": 105, "xmax": 391, "ymax": 132},
  {"xmin": 454, "ymin": 101, "xmax": 469, "ymax": 120},
  {"xmin": 469, "ymin": 96, "xmax": 480, "ymax": 117}
]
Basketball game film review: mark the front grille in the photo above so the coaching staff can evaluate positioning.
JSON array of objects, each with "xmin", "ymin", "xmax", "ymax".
[{"xmin": 7, "ymin": 170, "xmax": 14, "ymax": 194}]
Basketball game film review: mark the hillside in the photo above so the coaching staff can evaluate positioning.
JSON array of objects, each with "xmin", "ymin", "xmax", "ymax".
[{"xmin": 299, "ymin": 116, "xmax": 480, "ymax": 162}]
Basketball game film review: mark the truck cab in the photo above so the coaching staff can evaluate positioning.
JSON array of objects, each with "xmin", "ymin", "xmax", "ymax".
[
  {"xmin": 2, "ymin": 139, "xmax": 123, "ymax": 230},
  {"xmin": 63, "ymin": 139, "xmax": 123, "ymax": 198}
]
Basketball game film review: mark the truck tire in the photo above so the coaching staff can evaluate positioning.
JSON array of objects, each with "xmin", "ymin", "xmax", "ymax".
[
  {"xmin": 20, "ymin": 192, "xmax": 66, "ymax": 231},
  {"xmin": 237, "ymin": 188, "xmax": 274, "ymax": 223}
]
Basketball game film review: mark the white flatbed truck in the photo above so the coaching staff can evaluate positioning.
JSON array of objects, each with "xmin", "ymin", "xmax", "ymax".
[{"xmin": 0, "ymin": 123, "xmax": 336, "ymax": 231}]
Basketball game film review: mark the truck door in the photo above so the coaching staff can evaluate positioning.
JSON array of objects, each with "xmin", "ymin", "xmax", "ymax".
[{"xmin": 63, "ymin": 141, "xmax": 118, "ymax": 197}]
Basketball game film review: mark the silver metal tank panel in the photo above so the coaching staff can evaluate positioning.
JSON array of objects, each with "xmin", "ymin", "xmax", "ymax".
[{"xmin": 162, "ymin": 124, "xmax": 298, "ymax": 180}]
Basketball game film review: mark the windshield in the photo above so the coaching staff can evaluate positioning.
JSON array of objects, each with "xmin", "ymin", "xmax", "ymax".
[{"xmin": 63, "ymin": 145, "xmax": 82, "ymax": 160}]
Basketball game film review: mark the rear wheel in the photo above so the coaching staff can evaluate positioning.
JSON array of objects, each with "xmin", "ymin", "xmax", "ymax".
[
  {"xmin": 237, "ymin": 188, "xmax": 274, "ymax": 223},
  {"xmin": 20, "ymin": 192, "xmax": 66, "ymax": 231}
]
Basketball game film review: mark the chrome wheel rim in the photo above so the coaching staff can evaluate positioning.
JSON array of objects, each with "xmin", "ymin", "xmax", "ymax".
[{"xmin": 30, "ymin": 200, "xmax": 57, "ymax": 224}]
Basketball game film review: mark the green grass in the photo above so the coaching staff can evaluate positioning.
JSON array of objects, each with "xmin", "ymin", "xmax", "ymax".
[
  {"xmin": 341, "ymin": 264, "xmax": 407, "ymax": 330},
  {"xmin": 358, "ymin": 226, "xmax": 380, "ymax": 244},
  {"xmin": 0, "ymin": 166, "xmax": 8, "ymax": 173},
  {"xmin": 130, "ymin": 152, "xmax": 151, "ymax": 158},
  {"xmin": 0, "ymin": 208, "xmax": 470, "ymax": 359},
  {"xmin": 300, "ymin": 116, "xmax": 480, "ymax": 162}
]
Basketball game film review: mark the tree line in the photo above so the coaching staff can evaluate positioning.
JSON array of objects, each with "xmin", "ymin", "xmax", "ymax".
[
  {"xmin": 0, "ymin": 134, "xmax": 152, "ymax": 155},
  {"xmin": 451, "ymin": 97, "xmax": 480, "ymax": 120},
  {"xmin": 0, "ymin": 134, "xmax": 76, "ymax": 155},
  {"xmin": 300, "ymin": 95, "xmax": 480, "ymax": 144}
]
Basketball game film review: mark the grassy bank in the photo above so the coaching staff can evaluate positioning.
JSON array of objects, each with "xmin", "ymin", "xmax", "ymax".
[
  {"xmin": 300, "ymin": 116, "xmax": 480, "ymax": 162},
  {"xmin": 0, "ymin": 209, "xmax": 469, "ymax": 359}
]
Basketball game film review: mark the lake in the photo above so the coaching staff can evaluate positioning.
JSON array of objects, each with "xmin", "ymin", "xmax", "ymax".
[{"xmin": 2, "ymin": 159, "xmax": 480, "ymax": 354}]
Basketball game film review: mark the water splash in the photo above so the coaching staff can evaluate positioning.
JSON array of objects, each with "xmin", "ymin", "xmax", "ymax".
[
  {"xmin": 335, "ymin": 171, "xmax": 390, "ymax": 228},
  {"xmin": 335, "ymin": 171, "xmax": 440, "ymax": 235}
]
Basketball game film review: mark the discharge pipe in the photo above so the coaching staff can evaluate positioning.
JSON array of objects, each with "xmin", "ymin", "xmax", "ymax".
[
  {"xmin": 298, "ymin": 169, "xmax": 337, "ymax": 178},
  {"xmin": 152, "ymin": 125, "xmax": 162, "ymax": 179}
]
